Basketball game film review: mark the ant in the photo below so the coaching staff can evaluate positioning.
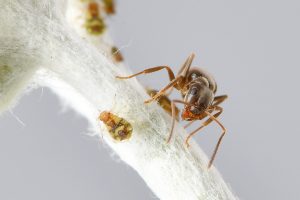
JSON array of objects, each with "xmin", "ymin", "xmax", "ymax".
[{"xmin": 116, "ymin": 53, "xmax": 228, "ymax": 168}]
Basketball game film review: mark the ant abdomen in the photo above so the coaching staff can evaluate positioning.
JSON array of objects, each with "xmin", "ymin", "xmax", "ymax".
[{"xmin": 187, "ymin": 68, "xmax": 217, "ymax": 93}]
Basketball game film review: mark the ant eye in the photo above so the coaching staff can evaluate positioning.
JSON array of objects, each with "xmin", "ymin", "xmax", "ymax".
[{"xmin": 189, "ymin": 87, "xmax": 198, "ymax": 96}]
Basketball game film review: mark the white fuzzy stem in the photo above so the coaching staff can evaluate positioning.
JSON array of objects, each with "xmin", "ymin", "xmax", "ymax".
[{"xmin": 0, "ymin": 1, "xmax": 237, "ymax": 199}]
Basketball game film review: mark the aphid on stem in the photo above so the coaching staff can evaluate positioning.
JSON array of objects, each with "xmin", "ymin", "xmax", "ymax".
[
  {"xmin": 102, "ymin": 0, "xmax": 116, "ymax": 15},
  {"xmin": 85, "ymin": 1, "xmax": 106, "ymax": 35},
  {"xmin": 111, "ymin": 46, "xmax": 124, "ymax": 63},
  {"xmin": 116, "ymin": 53, "xmax": 228, "ymax": 168},
  {"xmin": 99, "ymin": 111, "xmax": 133, "ymax": 141}
]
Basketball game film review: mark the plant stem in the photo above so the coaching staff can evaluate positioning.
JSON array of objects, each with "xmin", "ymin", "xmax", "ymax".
[{"xmin": 0, "ymin": 1, "xmax": 237, "ymax": 199}]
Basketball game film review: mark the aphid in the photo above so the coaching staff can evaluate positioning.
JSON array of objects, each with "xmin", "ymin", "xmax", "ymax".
[
  {"xmin": 99, "ymin": 111, "xmax": 133, "ymax": 141},
  {"xmin": 111, "ymin": 46, "xmax": 124, "ymax": 63},
  {"xmin": 146, "ymin": 88, "xmax": 179, "ymax": 121},
  {"xmin": 116, "ymin": 53, "xmax": 228, "ymax": 168},
  {"xmin": 85, "ymin": 2, "xmax": 106, "ymax": 35},
  {"xmin": 102, "ymin": 0, "xmax": 115, "ymax": 15}
]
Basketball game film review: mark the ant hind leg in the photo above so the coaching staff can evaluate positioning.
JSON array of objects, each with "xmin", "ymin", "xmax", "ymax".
[
  {"xmin": 116, "ymin": 66, "xmax": 176, "ymax": 82},
  {"xmin": 213, "ymin": 95, "xmax": 228, "ymax": 106},
  {"xmin": 177, "ymin": 53, "xmax": 195, "ymax": 76}
]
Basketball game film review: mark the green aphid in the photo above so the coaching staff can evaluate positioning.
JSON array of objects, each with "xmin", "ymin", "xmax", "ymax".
[
  {"xmin": 85, "ymin": 18, "xmax": 106, "ymax": 35},
  {"xmin": 85, "ymin": 2, "xmax": 106, "ymax": 35}
]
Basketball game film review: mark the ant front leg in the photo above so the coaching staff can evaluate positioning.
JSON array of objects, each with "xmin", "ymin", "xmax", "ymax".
[
  {"xmin": 184, "ymin": 120, "xmax": 195, "ymax": 129},
  {"xmin": 204, "ymin": 106, "xmax": 226, "ymax": 168},
  {"xmin": 166, "ymin": 99, "xmax": 188, "ymax": 143},
  {"xmin": 183, "ymin": 107, "xmax": 217, "ymax": 129},
  {"xmin": 185, "ymin": 106, "xmax": 225, "ymax": 168},
  {"xmin": 185, "ymin": 95, "xmax": 226, "ymax": 134},
  {"xmin": 185, "ymin": 107, "xmax": 220, "ymax": 148},
  {"xmin": 116, "ymin": 66, "xmax": 176, "ymax": 82}
]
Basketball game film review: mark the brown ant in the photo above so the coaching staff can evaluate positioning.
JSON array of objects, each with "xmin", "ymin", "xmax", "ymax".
[{"xmin": 116, "ymin": 53, "xmax": 227, "ymax": 168}]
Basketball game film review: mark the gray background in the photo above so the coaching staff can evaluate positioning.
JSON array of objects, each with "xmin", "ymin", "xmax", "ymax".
[{"xmin": 1, "ymin": 0, "xmax": 300, "ymax": 199}]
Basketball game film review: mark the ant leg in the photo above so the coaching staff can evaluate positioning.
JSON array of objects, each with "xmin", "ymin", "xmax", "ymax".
[
  {"xmin": 164, "ymin": 53, "xmax": 195, "ymax": 97},
  {"xmin": 116, "ymin": 66, "xmax": 175, "ymax": 82},
  {"xmin": 144, "ymin": 76, "xmax": 182, "ymax": 103},
  {"xmin": 204, "ymin": 106, "xmax": 226, "ymax": 168},
  {"xmin": 185, "ymin": 124, "xmax": 205, "ymax": 148},
  {"xmin": 183, "ymin": 107, "xmax": 217, "ymax": 129},
  {"xmin": 213, "ymin": 95, "xmax": 228, "ymax": 106},
  {"xmin": 164, "ymin": 87, "xmax": 174, "ymax": 97},
  {"xmin": 184, "ymin": 95, "xmax": 225, "ymax": 131},
  {"xmin": 177, "ymin": 53, "xmax": 195, "ymax": 76},
  {"xmin": 185, "ymin": 106, "xmax": 222, "ymax": 147},
  {"xmin": 184, "ymin": 121, "xmax": 195, "ymax": 129},
  {"xmin": 166, "ymin": 99, "xmax": 188, "ymax": 143}
]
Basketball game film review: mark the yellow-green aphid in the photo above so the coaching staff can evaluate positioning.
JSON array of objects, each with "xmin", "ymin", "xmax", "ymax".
[
  {"xmin": 111, "ymin": 46, "xmax": 124, "ymax": 63},
  {"xmin": 85, "ymin": 2, "xmax": 106, "ymax": 35},
  {"xmin": 102, "ymin": 0, "xmax": 115, "ymax": 15},
  {"xmin": 99, "ymin": 111, "xmax": 133, "ymax": 141}
]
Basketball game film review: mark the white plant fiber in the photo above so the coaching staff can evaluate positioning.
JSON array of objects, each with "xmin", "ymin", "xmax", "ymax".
[{"xmin": 0, "ymin": 1, "xmax": 237, "ymax": 199}]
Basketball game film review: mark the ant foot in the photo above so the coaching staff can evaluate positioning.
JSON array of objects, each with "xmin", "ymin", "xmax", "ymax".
[{"xmin": 185, "ymin": 140, "xmax": 191, "ymax": 148}]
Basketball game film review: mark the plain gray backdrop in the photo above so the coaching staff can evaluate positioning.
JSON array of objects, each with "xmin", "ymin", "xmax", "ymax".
[{"xmin": 1, "ymin": 0, "xmax": 300, "ymax": 199}]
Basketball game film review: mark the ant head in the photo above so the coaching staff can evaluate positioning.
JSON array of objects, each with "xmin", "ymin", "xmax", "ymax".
[{"xmin": 182, "ymin": 82, "xmax": 214, "ymax": 119}]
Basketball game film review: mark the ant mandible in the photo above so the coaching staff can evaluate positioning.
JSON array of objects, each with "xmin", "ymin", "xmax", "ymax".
[{"xmin": 116, "ymin": 53, "xmax": 228, "ymax": 168}]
